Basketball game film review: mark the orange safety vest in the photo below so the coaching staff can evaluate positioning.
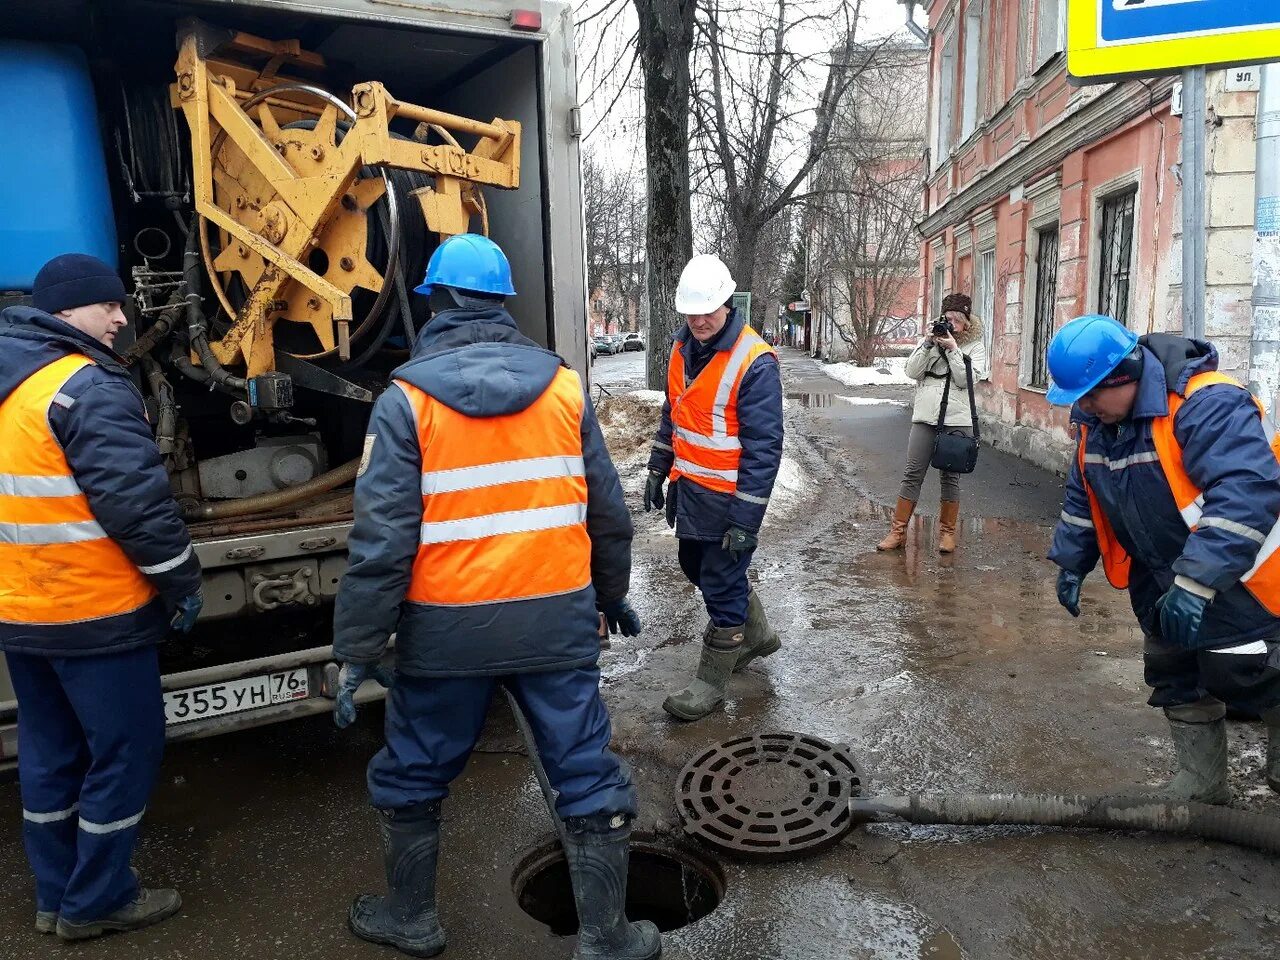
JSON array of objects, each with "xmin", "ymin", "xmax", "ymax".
[
  {"xmin": 397, "ymin": 366, "xmax": 592, "ymax": 606},
  {"xmin": 0, "ymin": 355, "xmax": 158, "ymax": 624},
  {"xmin": 667, "ymin": 325, "xmax": 776, "ymax": 494},
  {"xmin": 1080, "ymin": 371, "xmax": 1280, "ymax": 615}
]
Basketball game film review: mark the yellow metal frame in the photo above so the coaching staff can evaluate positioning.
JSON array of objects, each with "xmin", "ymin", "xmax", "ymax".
[
  {"xmin": 1067, "ymin": 1, "xmax": 1280, "ymax": 82},
  {"xmin": 172, "ymin": 26, "xmax": 521, "ymax": 376}
]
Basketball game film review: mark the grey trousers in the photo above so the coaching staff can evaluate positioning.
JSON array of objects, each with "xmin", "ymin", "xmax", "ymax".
[{"xmin": 898, "ymin": 422, "xmax": 971, "ymax": 503}]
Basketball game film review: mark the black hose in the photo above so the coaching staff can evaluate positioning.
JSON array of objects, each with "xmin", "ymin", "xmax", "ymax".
[
  {"xmin": 849, "ymin": 793, "xmax": 1280, "ymax": 856},
  {"xmin": 182, "ymin": 217, "xmax": 247, "ymax": 394}
]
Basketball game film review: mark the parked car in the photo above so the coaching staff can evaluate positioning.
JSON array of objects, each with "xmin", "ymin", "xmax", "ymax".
[
  {"xmin": 593, "ymin": 335, "xmax": 619, "ymax": 356},
  {"xmin": 622, "ymin": 333, "xmax": 645, "ymax": 352}
]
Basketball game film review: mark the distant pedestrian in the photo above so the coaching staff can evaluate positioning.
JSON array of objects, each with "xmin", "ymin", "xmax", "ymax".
[
  {"xmin": 0, "ymin": 254, "xmax": 202, "ymax": 941},
  {"xmin": 643, "ymin": 254, "xmax": 784, "ymax": 722},
  {"xmin": 1049, "ymin": 314, "xmax": 1280, "ymax": 803},
  {"xmin": 877, "ymin": 292, "xmax": 987, "ymax": 554}
]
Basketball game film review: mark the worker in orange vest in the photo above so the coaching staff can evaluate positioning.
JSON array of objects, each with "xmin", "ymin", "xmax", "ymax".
[
  {"xmin": 644, "ymin": 254, "xmax": 784, "ymax": 721},
  {"xmin": 1048, "ymin": 314, "xmax": 1280, "ymax": 803},
  {"xmin": 0, "ymin": 254, "xmax": 202, "ymax": 941},
  {"xmin": 331, "ymin": 235, "xmax": 658, "ymax": 960}
]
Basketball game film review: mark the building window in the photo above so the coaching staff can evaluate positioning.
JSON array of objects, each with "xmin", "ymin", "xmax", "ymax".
[
  {"xmin": 1030, "ymin": 226, "xmax": 1060, "ymax": 389},
  {"xmin": 975, "ymin": 248, "xmax": 996, "ymax": 376},
  {"xmin": 1017, "ymin": 0, "xmax": 1031, "ymax": 80},
  {"xmin": 1035, "ymin": 0, "xmax": 1065, "ymax": 71},
  {"xmin": 936, "ymin": 29, "xmax": 958, "ymax": 164},
  {"xmin": 930, "ymin": 263, "xmax": 946, "ymax": 321},
  {"xmin": 961, "ymin": 2, "xmax": 983, "ymax": 140},
  {"xmin": 1097, "ymin": 188, "xmax": 1137, "ymax": 328}
]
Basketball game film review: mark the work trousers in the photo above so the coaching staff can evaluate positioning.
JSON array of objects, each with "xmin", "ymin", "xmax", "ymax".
[
  {"xmin": 1144, "ymin": 634, "xmax": 1280, "ymax": 716},
  {"xmin": 6, "ymin": 645, "xmax": 164, "ymax": 921},
  {"xmin": 677, "ymin": 537, "xmax": 754, "ymax": 627},
  {"xmin": 367, "ymin": 667, "xmax": 636, "ymax": 818},
  {"xmin": 898, "ymin": 422, "xmax": 970, "ymax": 503}
]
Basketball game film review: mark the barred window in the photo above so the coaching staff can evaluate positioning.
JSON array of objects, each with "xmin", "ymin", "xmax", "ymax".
[
  {"xmin": 1097, "ymin": 188, "xmax": 1137, "ymax": 328},
  {"xmin": 1030, "ymin": 226, "xmax": 1060, "ymax": 390}
]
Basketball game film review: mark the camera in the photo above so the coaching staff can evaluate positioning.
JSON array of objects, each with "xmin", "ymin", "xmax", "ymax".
[{"xmin": 931, "ymin": 317, "xmax": 954, "ymax": 337}]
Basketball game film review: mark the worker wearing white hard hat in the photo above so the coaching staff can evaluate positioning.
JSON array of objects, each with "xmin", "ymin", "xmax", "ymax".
[{"xmin": 644, "ymin": 254, "xmax": 785, "ymax": 721}]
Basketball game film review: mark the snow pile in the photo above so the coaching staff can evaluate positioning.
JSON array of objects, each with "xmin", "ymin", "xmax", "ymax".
[
  {"xmin": 835, "ymin": 396, "xmax": 909, "ymax": 407},
  {"xmin": 762, "ymin": 455, "xmax": 809, "ymax": 529},
  {"xmin": 596, "ymin": 391, "xmax": 663, "ymax": 464},
  {"xmin": 823, "ymin": 357, "xmax": 914, "ymax": 387}
]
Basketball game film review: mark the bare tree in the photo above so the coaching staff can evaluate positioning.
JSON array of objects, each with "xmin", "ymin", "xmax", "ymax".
[
  {"xmin": 689, "ymin": 0, "xmax": 869, "ymax": 327},
  {"xmin": 808, "ymin": 41, "xmax": 926, "ymax": 365},
  {"xmin": 583, "ymin": 151, "xmax": 647, "ymax": 332}
]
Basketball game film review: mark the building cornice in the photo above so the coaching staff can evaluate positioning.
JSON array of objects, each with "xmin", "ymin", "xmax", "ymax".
[{"xmin": 920, "ymin": 76, "xmax": 1175, "ymax": 238}]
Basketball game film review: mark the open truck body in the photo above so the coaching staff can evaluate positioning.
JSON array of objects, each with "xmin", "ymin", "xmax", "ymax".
[{"xmin": 0, "ymin": 0, "xmax": 589, "ymax": 763}]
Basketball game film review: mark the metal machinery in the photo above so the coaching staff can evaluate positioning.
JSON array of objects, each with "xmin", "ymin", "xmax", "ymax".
[{"xmin": 123, "ymin": 21, "xmax": 521, "ymax": 524}]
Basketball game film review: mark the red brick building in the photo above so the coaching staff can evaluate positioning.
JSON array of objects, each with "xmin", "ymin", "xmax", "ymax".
[{"xmin": 907, "ymin": 0, "xmax": 1261, "ymax": 470}]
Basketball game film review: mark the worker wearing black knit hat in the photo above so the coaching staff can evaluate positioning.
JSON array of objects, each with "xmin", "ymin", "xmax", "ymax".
[{"xmin": 0, "ymin": 253, "xmax": 202, "ymax": 941}]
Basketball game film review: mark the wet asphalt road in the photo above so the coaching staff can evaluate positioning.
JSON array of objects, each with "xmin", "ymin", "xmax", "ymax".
[{"xmin": 2, "ymin": 348, "xmax": 1280, "ymax": 959}]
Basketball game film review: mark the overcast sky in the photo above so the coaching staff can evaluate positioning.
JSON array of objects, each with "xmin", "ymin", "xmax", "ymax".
[{"xmin": 576, "ymin": 0, "xmax": 915, "ymax": 174}]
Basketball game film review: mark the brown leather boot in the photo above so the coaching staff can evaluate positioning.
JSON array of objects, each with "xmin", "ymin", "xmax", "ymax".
[
  {"xmin": 938, "ymin": 500, "xmax": 960, "ymax": 554},
  {"xmin": 876, "ymin": 498, "xmax": 915, "ymax": 551}
]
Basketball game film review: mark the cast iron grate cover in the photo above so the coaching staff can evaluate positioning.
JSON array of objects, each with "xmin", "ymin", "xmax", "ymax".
[{"xmin": 675, "ymin": 731, "xmax": 862, "ymax": 860}]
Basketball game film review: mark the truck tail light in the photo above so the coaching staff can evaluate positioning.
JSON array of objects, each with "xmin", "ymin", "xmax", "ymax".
[{"xmin": 510, "ymin": 9, "xmax": 542, "ymax": 31}]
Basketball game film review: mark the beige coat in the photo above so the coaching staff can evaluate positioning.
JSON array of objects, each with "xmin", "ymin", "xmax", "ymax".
[{"xmin": 904, "ymin": 317, "xmax": 988, "ymax": 428}]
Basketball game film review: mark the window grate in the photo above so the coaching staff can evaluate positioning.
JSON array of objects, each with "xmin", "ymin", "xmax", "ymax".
[
  {"xmin": 1097, "ymin": 188, "xmax": 1137, "ymax": 328},
  {"xmin": 1030, "ymin": 226, "xmax": 1059, "ymax": 390}
]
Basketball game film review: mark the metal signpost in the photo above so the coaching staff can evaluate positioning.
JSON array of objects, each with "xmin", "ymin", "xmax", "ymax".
[{"xmin": 1067, "ymin": 1, "xmax": 1280, "ymax": 339}]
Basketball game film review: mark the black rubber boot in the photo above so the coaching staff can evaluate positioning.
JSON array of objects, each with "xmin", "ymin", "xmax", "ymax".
[
  {"xmin": 1264, "ymin": 707, "xmax": 1280, "ymax": 793},
  {"xmin": 734, "ymin": 589, "xmax": 780, "ymax": 672},
  {"xmin": 349, "ymin": 800, "xmax": 446, "ymax": 958},
  {"xmin": 563, "ymin": 814, "xmax": 661, "ymax": 960},
  {"xmin": 1158, "ymin": 715, "xmax": 1231, "ymax": 805}
]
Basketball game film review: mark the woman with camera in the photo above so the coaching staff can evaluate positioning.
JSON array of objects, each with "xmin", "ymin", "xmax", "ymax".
[{"xmin": 877, "ymin": 293, "xmax": 987, "ymax": 554}]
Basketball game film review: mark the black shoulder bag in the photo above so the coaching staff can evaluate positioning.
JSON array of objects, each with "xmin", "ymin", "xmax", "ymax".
[{"xmin": 930, "ymin": 349, "xmax": 981, "ymax": 474}]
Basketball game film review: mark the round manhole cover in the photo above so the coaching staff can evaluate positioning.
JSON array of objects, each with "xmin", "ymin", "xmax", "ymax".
[{"xmin": 675, "ymin": 732, "xmax": 862, "ymax": 860}]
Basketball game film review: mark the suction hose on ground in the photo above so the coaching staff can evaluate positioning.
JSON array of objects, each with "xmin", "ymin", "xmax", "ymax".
[
  {"xmin": 183, "ymin": 458, "xmax": 361, "ymax": 522},
  {"xmin": 849, "ymin": 793, "xmax": 1280, "ymax": 856}
]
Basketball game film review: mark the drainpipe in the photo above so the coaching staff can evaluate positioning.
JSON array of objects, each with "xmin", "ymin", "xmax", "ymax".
[
  {"xmin": 1251, "ymin": 64, "xmax": 1280, "ymax": 433},
  {"xmin": 902, "ymin": 1, "xmax": 928, "ymax": 44}
]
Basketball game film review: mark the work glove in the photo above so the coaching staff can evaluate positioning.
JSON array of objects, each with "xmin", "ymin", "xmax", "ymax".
[
  {"xmin": 1156, "ymin": 584, "xmax": 1210, "ymax": 651},
  {"xmin": 722, "ymin": 526, "xmax": 758, "ymax": 560},
  {"xmin": 643, "ymin": 470, "xmax": 666, "ymax": 512},
  {"xmin": 1056, "ymin": 569, "xmax": 1083, "ymax": 618},
  {"xmin": 333, "ymin": 661, "xmax": 396, "ymax": 729},
  {"xmin": 170, "ymin": 590, "xmax": 203, "ymax": 633},
  {"xmin": 598, "ymin": 597, "xmax": 643, "ymax": 636}
]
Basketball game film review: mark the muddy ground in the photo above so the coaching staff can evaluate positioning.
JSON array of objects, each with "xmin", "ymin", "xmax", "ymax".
[{"xmin": 1, "ymin": 347, "xmax": 1278, "ymax": 959}]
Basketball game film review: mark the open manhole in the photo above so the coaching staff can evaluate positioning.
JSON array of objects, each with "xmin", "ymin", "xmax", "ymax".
[
  {"xmin": 513, "ymin": 835, "xmax": 724, "ymax": 934},
  {"xmin": 676, "ymin": 731, "xmax": 862, "ymax": 860}
]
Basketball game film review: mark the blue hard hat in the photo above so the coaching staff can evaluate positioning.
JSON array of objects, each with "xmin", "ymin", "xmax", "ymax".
[
  {"xmin": 1045, "ymin": 314, "xmax": 1140, "ymax": 406},
  {"xmin": 415, "ymin": 233, "xmax": 516, "ymax": 297}
]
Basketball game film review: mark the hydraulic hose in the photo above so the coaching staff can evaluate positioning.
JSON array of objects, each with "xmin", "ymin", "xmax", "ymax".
[
  {"xmin": 849, "ymin": 793, "xmax": 1280, "ymax": 856},
  {"xmin": 183, "ymin": 216, "xmax": 247, "ymax": 394},
  {"xmin": 184, "ymin": 458, "xmax": 360, "ymax": 522}
]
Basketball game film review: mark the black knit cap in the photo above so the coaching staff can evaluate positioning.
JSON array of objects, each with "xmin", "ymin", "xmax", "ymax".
[{"xmin": 32, "ymin": 254, "xmax": 127, "ymax": 315}]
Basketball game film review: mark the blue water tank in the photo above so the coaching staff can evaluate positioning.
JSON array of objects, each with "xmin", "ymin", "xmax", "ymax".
[{"xmin": 0, "ymin": 41, "xmax": 118, "ymax": 292}]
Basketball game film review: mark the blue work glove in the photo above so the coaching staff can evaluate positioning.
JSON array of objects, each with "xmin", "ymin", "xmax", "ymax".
[
  {"xmin": 721, "ymin": 526, "xmax": 758, "ymax": 560},
  {"xmin": 1056, "ymin": 569, "xmax": 1083, "ymax": 618},
  {"xmin": 1156, "ymin": 585, "xmax": 1210, "ymax": 651},
  {"xmin": 643, "ymin": 470, "xmax": 666, "ymax": 512},
  {"xmin": 169, "ymin": 590, "xmax": 203, "ymax": 633},
  {"xmin": 598, "ymin": 597, "xmax": 642, "ymax": 636},
  {"xmin": 333, "ymin": 661, "xmax": 396, "ymax": 729}
]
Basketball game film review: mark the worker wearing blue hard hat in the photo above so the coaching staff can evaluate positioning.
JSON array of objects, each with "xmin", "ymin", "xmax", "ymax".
[
  {"xmin": 1047, "ymin": 313, "xmax": 1280, "ymax": 803},
  {"xmin": 332, "ymin": 233, "xmax": 658, "ymax": 960}
]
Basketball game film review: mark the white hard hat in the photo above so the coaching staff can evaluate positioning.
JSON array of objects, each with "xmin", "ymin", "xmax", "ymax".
[{"xmin": 675, "ymin": 254, "xmax": 736, "ymax": 314}]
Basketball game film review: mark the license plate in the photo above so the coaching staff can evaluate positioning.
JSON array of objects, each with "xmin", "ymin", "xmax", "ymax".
[{"xmin": 164, "ymin": 668, "xmax": 309, "ymax": 726}]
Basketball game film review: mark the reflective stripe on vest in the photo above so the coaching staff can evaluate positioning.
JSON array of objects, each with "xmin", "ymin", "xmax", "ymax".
[
  {"xmin": 398, "ymin": 366, "xmax": 592, "ymax": 606},
  {"xmin": 666, "ymin": 325, "xmax": 775, "ymax": 494},
  {"xmin": 1082, "ymin": 371, "xmax": 1280, "ymax": 615},
  {"xmin": 0, "ymin": 355, "xmax": 158, "ymax": 625}
]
